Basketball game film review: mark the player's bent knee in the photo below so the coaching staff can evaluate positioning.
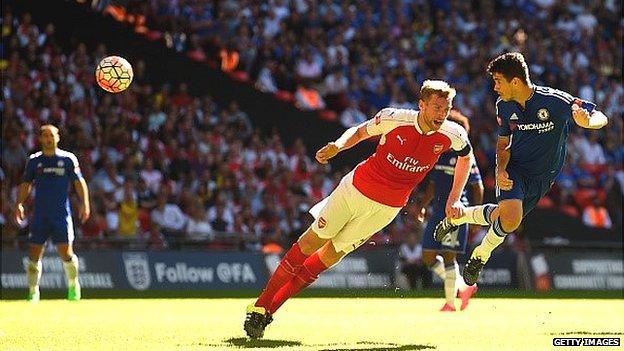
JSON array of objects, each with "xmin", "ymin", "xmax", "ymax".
[
  {"xmin": 56, "ymin": 244, "xmax": 74, "ymax": 261},
  {"xmin": 298, "ymin": 227, "xmax": 327, "ymax": 255},
  {"xmin": 318, "ymin": 241, "xmax": 346, "ymax": 268},
  {"xmin": 28, "ymin": 245, "xmax": 45, "ymax": 261},
  {"xmin": 498, "ymin": 200, "xmax": 523, "ymax": 233},
  {"xmin": 27, "ymin": 260, "xmax": 41, "ymax": 273},
  {"xmin": 441, "ymin": 252, "xmax": 457, "ymax": 264},
  {"xmin": 499, "ymin": 216, "xmax": 521, "ymax": 233},
  {"xmin": 421, "ymin": 251, "xmax": 438, "ymax": 266},
  {"xmin": 489, "ymin": 206, "xmax": 501, "ymax": 222}
]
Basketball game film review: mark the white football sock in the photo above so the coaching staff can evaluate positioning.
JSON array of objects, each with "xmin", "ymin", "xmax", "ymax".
[
  {"xmin": 27, "ymin": 259, "xmax": 42, "ymax": 294},
  {"xmin": 63, "ymin": 255, "xmax": 80, "ymax": 288},
  {"xmin": 429, "ymin": 256, "xmax": 446, "ymax": 280},
  {"xmin": 444, "ymin": 264, "xmax": 456, "ymax": 307},
  {"xmin": 450, "ymin": 204, "xmax": 497, "ymax": 226},
  {"xmin": 454, "ymin": 261, "xmax": 468, "ymax": 292},
  {"xmin": 472, "ymin": 218, "xmax": 508, "ymax": 262}
]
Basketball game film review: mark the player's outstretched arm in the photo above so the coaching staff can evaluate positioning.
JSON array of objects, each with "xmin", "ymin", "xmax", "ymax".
[
  {"xmin": 446, "ymin": 153, "xmax": 472, "ymax": 218},
  {"xmin": 315, "ymin": 123, "xmax": 371, "ymax": 164},
  {"xmin": 14, "ymin": 182, "xmax": 32, "ymax": 225},
  {"xmin": 572, "ymin": 106, "xmax": 608, "ymax": 129},
  {"xmin": 74, "ymin": 178, "xmax": 91, "ymax": 223}
]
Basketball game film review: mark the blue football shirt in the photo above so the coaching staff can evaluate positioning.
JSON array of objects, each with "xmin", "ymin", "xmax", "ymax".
[
  {"xmin": 22, "ymin": 149, "xmax": 83, "ymax": 218},
  {"xmin": 430, "ymin": 151, "xmax": 482, "ymax": 209},
  {"xmin": 496, "ymin": 85, "xmax": 595, "ymax": 177}
]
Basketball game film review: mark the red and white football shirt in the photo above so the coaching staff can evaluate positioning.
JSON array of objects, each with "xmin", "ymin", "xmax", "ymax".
[{"xmin": 352, "ymin": 108, "xmax": 471, "ymax": 207}]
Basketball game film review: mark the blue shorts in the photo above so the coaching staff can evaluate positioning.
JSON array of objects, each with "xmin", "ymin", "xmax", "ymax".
[
  {"xmin": 422, "ymin": 210, "xmax": 468, "ymax": 253},
  {"xmin": 28, "ymin": 215, "xmax": 75, "ymax": 245},
  {"xmin": 496, "ymin": 168, "xmax": 555, "ymax": 218}
]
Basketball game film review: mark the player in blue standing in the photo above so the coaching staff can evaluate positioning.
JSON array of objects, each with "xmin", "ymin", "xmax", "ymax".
[
  {"xmin": 417, "ymin": 112, "xmax": 483, "ymax": 311},
  {"xmin": 434, "ymin": 52, "xmax": 609, "ymax": 285},
  {"xmin": 15, "ymin": 125, "xmax": 90, "ymax": 302}
]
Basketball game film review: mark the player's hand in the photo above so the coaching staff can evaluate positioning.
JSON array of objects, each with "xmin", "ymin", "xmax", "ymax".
[
  {"xmin": 496, "ymin": 169, "xmax": 513, "ymax": 191},
  {"xmin": 445, "ymin": 200, "xmax": 466, "ymax": 219},
  {"xmin": 415, "ymin": 206, "xmax": 426, "ymax": 222},
  {"xmin": 79, "ymin": 205, "xmax": 91, "ymax": 224},
  {"xmin": 315, "ymin": 142, "xmax": 340, "ymax": 164},
  {"xmin": 571, "ymin": 103, "xmax": 590, "ymax": 123},
  {"xmin": 15, "ymin": 203, "xmax": 25, "ymax": 226}
]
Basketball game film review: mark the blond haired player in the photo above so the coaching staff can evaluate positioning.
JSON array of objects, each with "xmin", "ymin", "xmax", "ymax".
[{"xmin": 244, "ymin": 80, "xmax": 474, "ymax": 339}]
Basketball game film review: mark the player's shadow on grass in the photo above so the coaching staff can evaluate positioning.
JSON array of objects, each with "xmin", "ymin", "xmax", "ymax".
[
  {"xmin": 549, "ymin": 331, "xmax": 624, "ymax": 335},
  {"xmin": 318, "ymin": 343, "xmax": 435, "ymax": 351},
  {"xmin": 311, "ymin": 341, "xmax": 435, "ymax": 351},
  {"xmin": 224, "ymin": 337, "xmax": 303, "ymax": 348},
  {"xmin": 221, "ymin": 338, "xmax": 434, "ymax": 350},
  {"xmin": 318, "ymin": 346, "xmax": 434, "ymax": 351}
]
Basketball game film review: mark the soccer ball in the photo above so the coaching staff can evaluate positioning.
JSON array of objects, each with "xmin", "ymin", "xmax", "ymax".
[{"xmin": 95, "ymin": 56, "xmax": 133, "ymax": 93}]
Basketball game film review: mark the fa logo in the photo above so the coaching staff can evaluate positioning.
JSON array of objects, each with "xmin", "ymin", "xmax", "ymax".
[
  {"xmin": 537, "ymin": 109, "xmax": 549, "ymax": 121},
  {"xmin": 396, "ymin": 135, "xmax": 406, "ymax": 145},
  {"xmin": 122, "ymin": 252, "xmax": 151, "ymax": 291},
  {"xmin": 433, "ymin": 143, "xmax": 444, "ymax": 154}
]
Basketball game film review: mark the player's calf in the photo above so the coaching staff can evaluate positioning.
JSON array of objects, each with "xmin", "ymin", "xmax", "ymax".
[
  {"xmin": 26, "ymin": 259, "xmax": 42, "ymax": 302},
  {"xmin": 443, "ymin": 262, "xmax": 458, "ymax": 309},
  {"xmin": 62, "ymin": 254, "xmax": 81, "ymax": 301},
  {"xmin": 268, "ymin": 250, "xmax": 332, "ymax": 314},
  {"xmin": 425, "ymin": 254, "xmax": 446, "ymax": 280},
  {"xmin": 464, "ymin": 218, "xmax": 512, "ymax": 285},
  {"xmin": 255, "ymin": 242, "xmax": 309, "ymax": 309}
]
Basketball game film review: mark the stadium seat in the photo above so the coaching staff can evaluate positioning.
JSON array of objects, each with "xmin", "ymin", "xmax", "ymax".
[
  {"xmin": 187, "ymin": 50, "xmax": 207, "ymax": 62},
  {"xmin": 536, "ymin": 196, "xmax": 554, "ymax": 209},
  {"xmin": 145, "ymin": 30, "xmax": 162, "ymax": 42},
  {"xmin": 318, "ymin": 109, "xmax": 338, "ymax": 122},
  {"xmin": 275, "ymin": 90, "xmax": 295, "ymax": 103},
  {"xmin": 230, "ymin": 71, "xmax": 250, "ymax": 83},
  {"xmin": 573, "ymin": 188, "xmax": 597, "ymax": 208},
  {"xmin": 560, "ymin": 204, "xmax": 579, "ymax": 218}
]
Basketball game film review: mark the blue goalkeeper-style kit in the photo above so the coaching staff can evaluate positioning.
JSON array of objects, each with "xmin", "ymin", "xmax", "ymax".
[
  {"xmin": 22, "ymin": 149, "xmax": 83, "ymax": 244},
  {"xmin": 496, "ymin": 86, "xmax": 595, "ymax": 216}
]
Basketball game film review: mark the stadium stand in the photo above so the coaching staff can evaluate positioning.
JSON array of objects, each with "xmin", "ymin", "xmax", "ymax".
[
  {"xmin": 1, "ymin": 0, "xmax": 622, "ymax": 254},
  {"xmin": 92, "ymin": 0, "xmax": 622, "ymax": 234}
]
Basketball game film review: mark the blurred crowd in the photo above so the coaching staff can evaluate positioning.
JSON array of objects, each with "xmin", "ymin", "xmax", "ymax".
[
  {"xmin": 2, "ymin": 0, "xmax": 623, "ymax": 251},
  {"xmin": 113, "ymin": 0, "xmax": 623, "ymax": 229},
  {"xmin": 146, "ymin": 0, "xmax": 623, "ymax": 228},
  {"xmin": 1, "ymin": 11, "xmax": 341, "ymax": 251}
]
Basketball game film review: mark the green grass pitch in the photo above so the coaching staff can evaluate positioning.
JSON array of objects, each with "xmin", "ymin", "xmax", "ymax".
[{"xmin": 1, "ymin": 297, "xmax": 623, "ymax": 350}]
